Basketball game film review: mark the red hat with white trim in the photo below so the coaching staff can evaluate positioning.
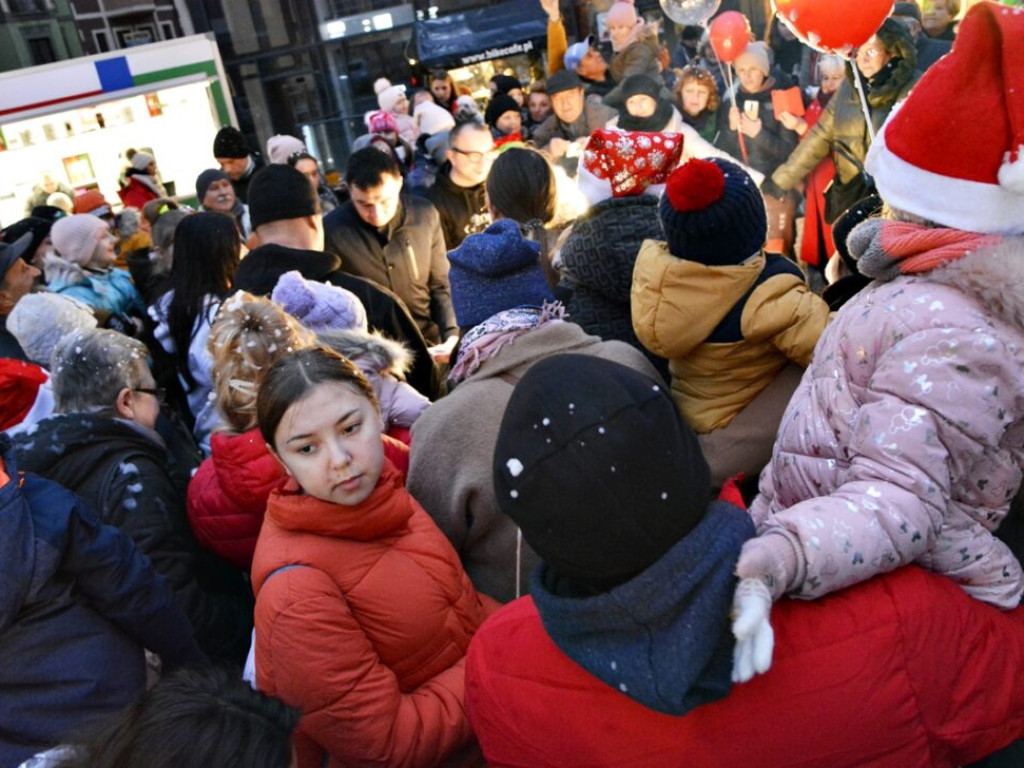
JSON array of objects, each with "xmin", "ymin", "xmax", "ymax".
[
  {"xmin": 864, "ymin": 1, "xmax": 1024, "ymax": 235},
  {"xmin": 577, "ymin": 129, "xmax": 684, "ymax": 206}
]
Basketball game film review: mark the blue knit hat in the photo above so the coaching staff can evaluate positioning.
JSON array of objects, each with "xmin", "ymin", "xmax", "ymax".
[
  {"xmin": 658, "ymin": 158, "xmax": 766, "ymax": 266},
  {"xmin": 448, "ymin": 219, "xmax": 554, "ymax": 329}
]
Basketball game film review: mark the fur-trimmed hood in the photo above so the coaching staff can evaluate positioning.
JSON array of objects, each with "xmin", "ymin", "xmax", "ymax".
[
  {"xmin": 926, "ymin": 237, "xmax": 1024, "ymax": 328},
  {"xmin": 316, "ymin": 327, "xmax": 412, "ymax": 378}
]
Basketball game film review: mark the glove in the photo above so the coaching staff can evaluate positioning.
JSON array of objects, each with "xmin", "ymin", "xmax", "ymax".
[
  {"xmin": 731, "ymin": 578, "xmax": 774, "ymax": 683},
  {"xmin": 760, "ymin": 176, "xmax": 788, "ymax": 200}
]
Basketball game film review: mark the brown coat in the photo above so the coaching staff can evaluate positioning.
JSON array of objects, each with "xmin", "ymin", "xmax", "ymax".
[{"xmin": 408, "ymin": 322, "xmax": 660, "ymax": 602}]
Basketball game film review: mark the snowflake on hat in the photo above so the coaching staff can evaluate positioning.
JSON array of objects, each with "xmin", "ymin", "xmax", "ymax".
[{"xmin": 577, "ymin": 129, "xmax": 684, "ymax": 206}]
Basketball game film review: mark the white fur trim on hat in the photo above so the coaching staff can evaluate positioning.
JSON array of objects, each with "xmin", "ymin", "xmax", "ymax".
[
  {"xmin": 1000, "ymin": 146, "xmax": 1024, "ymax": 195},
  {"xmin": 866, "ymin": 102, "xmax": 1024, "ymax": 236}
]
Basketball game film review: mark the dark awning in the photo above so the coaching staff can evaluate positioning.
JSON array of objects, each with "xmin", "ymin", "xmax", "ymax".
[{"xmin": 416, "ymin": 1, "xmax": 548, "ymax": 68}]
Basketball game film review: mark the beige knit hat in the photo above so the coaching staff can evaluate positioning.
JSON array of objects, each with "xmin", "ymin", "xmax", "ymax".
[
  {"xmin": 51, "ymin": 214, "xmax": 109, "ymax": 266},
  {"xmin": 266, "ymin": 134, "xmax": 307, "ymax": 165}
]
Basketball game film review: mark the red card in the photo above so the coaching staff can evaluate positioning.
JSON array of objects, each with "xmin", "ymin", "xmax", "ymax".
[{"xmin": 772, "ymin": 87, "xmax": 806, "ymax": 121}]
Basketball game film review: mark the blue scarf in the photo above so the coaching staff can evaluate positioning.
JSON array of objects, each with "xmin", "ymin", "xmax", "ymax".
[{"xmin": 531, "ymin": 501, "xmax": 754, "ymax": 716}]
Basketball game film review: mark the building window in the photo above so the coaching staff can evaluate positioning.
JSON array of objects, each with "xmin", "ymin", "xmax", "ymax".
[
  {"xmin": 160, "ymin": 21, "xmax": 175, "ymax": 40},
  {"xmin": 27, "ymin": 36, "xmax": 56, "ymax": 64},
  {"xmin": 94, "ymin": 30, "xmax": 111, "ymax": 52},
  {"xmin": 10, "ymin": 0, "xmax": 48, "ymax": 14}
]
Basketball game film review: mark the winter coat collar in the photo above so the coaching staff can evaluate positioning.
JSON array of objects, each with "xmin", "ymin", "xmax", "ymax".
[
  {"xmin": 267, "ymin": 460, "xmax": 412, "ymax": 541},
  {"xmin": 236, "ymin": 244, "xmax": 343, "ymax": 295},
  {"xmin": 531, "ymin": 501, "xmax": 754, "ymax": 716}
]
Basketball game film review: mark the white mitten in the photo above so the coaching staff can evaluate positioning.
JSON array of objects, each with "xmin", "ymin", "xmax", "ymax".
[{"xmin": 731, "ymin": 577, "xmax": 774, "ymax": 683}]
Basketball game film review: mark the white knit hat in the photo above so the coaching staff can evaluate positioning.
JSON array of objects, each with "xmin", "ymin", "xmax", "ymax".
[
  {"xmin": 414, "ymin": 101, "xmax": 456, "ymax": 136},
  {"xmin": 8, "ymin": 292, "xmax": 97, "ymax": 366},
  {"xmin": 50, "ymin": 214, "xmax": 109, "ymax": 266},
  {"xmin": 865, "ymin": 2, "xmax": 1024, "ymax": 235},
  {"xmin": 375, "ymin": 77, "xmax": 407, "ymax": 114},
  {"xmin": 266, "ymin": 134, "xmax": 306, "ymax": 165},
  {"xmin": 130, "ymin": 152, "xmax": 154, "ymax": 171}
]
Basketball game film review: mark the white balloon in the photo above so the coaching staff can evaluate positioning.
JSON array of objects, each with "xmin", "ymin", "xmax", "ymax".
[{"xmin": 659, "ymin": 0, "xmax": 722, "ymax": 26}]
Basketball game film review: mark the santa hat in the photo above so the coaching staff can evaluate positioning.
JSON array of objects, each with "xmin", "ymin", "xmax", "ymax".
[
  {"xmin": 375, "ymin": 78, "xmax": 407, "ymax": 114},
  {"xmin": 576, "ymin": 129, "xmax": 684, "ymax": 206},
  {"xmin": 658, "ymin": 158, "xmax": 766, "ymax": 266},
  {"xmin": 366, "ymin": 110, "xmax": 399, "ymax": 135},
  {"xmin": 865, "ymin": 2, "xmax": 1024, "ymax": 235}
]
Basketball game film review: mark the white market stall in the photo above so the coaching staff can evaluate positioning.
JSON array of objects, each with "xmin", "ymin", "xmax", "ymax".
[{"xmin": 0, "ymin": 33, "xmax": 235, "ymax": 226}]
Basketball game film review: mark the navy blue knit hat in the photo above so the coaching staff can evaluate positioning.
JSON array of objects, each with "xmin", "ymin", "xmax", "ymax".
[
  {"xmin": 658, "ymin": 158, "xmax": 766, "ymax": 266},
  {"xmin": 448, "ymin": 219, "xmax": 554, "ymax": 329}
]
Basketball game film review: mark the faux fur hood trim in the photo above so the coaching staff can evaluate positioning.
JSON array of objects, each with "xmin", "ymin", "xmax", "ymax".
[
  {"xmin": 316, "ymin": 327, "xmax": 412, "ymax": 378},
  {"xmin": 927, "ymin": 237, "xmax": 1024, "ymax": 327}
]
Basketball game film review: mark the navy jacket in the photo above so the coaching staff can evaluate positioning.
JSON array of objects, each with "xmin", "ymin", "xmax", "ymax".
[{"xmin": 0, "ymin": 439, "xmax": 203, "ymax": 767}]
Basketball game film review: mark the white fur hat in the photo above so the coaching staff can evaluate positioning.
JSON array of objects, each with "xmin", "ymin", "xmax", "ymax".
[
  {"xmin": 8, "ymin": 292, "xmax": 97, "ymax": 366},
  {"xmin": 414, "ymin": 101, "xmax": 456, "ymax": 136}
]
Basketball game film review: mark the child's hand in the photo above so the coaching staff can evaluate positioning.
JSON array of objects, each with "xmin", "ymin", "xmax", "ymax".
[{"xmin": 731, "ymin": 578, "xmax": 774, "ymax": 683}]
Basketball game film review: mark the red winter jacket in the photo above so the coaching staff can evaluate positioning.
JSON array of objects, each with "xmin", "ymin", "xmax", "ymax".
[
  {"xmin": 252, "ymin": 461, "xmax": 500, "ymax": 768},
  {"xmin": 187, "ymin": 428, "xmax": 410, "ymax": 571},
  {"xmin": 466, "ymin": 567, "xmax": 1024, "ymax": 768}
]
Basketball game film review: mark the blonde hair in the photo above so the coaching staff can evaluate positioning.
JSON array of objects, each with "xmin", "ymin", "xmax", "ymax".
[
  {"xmin": 816, "ymin": 54, "xmax": 845, "ymax": 78},
  {"xmin": 208, "ymin": 292, "xmax": 316, "ymax": 432}
]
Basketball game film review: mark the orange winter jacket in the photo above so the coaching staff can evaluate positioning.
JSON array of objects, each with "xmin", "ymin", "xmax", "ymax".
[{"xmin": 251, "ymin": 460, "xmax": 499, "ymax": 768}]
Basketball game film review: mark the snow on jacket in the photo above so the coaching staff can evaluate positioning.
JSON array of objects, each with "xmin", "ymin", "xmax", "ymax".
[
  {"xmin": 149, "ymin": 291, "xmax": 222, "ymax": 453},
  {"xmin": 43, "ymin": 254, "xmax": 144, "ymax": 317},
  {"xmin": 0, "ymin": 441, "xmax": 204, "ymax": 767},
  {"xmin": 251, "ymin": 461, "xmax": 499, "ymax": 768},
  {"xmin": 558, "ymin": 196, "xmax": 669, "ymax": 380},
  {"xmin": 466, "ymin": 566, "xmax": 1024, "ymax": 768},
  {"xmin": 188, "ymin": 431, "xmax": 410, "ymax": 573},
  {"xmin": 408, "ymin": 321, "xmax": 661, "ymax": 603},
  {"xmin": 751, "ymin": 238, "xmax": 1024, "ymax": 608},
  {"xmin": 631, "ymin": 240, "xmax": 830, "ymax": 433},
  {"xmin": 11, "ymin": 414, "xmax": 252, "ymax": 663}
]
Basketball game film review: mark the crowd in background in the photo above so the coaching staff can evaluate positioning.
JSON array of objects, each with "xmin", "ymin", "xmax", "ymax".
[{"xmin": 3, "ymin": 1, "xmax": 1024, "ymax": 767}]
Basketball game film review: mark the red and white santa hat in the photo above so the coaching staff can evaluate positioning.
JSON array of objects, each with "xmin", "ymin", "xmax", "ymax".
[
  {"xmin": 865, "ymin": 2, "xmax": 1024, "ymax": 235},
  {"xmin": 577, "ymin": 129, "xmax": 684, "ymax": 206}
]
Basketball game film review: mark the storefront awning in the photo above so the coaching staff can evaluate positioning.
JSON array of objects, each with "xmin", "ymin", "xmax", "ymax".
[{"xmin": 415, "ymin": 1, "xmax": 548, "ymax": 68}]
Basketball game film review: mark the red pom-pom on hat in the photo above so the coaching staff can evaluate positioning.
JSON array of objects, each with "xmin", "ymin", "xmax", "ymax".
[{"xmin": 665, "ymin": 158, "xmax": 726, "ymax": 212}]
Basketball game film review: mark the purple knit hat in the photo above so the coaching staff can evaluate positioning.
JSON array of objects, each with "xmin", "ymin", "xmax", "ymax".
[{"xmin": 271, "ymin": 270, "xmax": 367, "ymax": 332}]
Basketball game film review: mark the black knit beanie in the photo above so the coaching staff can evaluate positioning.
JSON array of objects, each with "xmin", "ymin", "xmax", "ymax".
[
  {"xmin": 621, "ymin": 74, "xmax": 662, "ymax": 101},
  {"xmin": 491, "ymin": 74, "xmax": 523, "ymax": 95},
  {"xmin": 493, "ymin": 354, "xmax": 711, "ymax": 593},
  {"xmin": 247, "ymin": 165, "xmax": 320, "ymax": 229},
  {"xmin": 2, "ymin": 217, "xmax": 52, "ymax": 262},
  {"xmin": 213, "ymin": 126, "xmax": 249, "ymax": 159},
  {"xmin": 658, "ymin": 158, "xmax": 767, "ymax": 266},
  {"xmin": 485, "ymin": 94, "xmax": 521, "ymax": 130}
]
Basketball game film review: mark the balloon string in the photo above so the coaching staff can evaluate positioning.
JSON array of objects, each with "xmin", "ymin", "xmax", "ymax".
[
  {"xmin": 724, "ymin": 64, "xmax": 750, "ymax": 165},
  {"xmin": 851, "ymin": 63, "xmax": 876, "ymax": 142}
]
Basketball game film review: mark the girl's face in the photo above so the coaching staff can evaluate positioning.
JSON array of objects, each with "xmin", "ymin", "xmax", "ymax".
[
  {"xmin": 508, "ymin": 88, "xmax": 525, "ymax": 107},
  {"xmin": 273, "ymin": 381, "xmax": 384, "ymax": 506},
  {"xmin": 528, "ymin": 92, "xmax": 551, "ymax": 123},
  {"xmin": 394, "ymin": 93, "xmax": 410, "ymax": 115},
  {"xmin": 626, "ymin": 94, "xmax": 657, "ymax": 118},
  {"xmin": 608, "ymin": 22, "xmax": 633, "ymax": 49},
  {"xmin": 89, "ymin": 233, "xmax": 116, "ymax": 269},
  {"xmin": 680, "ymin": 82, "xmax": 710, "ymax": 116},
  {"xmin": 819, "ymin": 69, "xmax": 845, "ymax": 94},
  {"xmin": 495, "ymin": 110, "xmax": 522, "ymax": 135}
]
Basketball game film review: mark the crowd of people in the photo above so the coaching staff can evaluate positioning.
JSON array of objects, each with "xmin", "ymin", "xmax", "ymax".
[{"xmin": 2, "ymin": 0, "xmax": 1024, "ymax": 766}]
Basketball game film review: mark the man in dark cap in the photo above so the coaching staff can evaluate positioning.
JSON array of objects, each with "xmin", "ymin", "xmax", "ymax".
[
  {"xmin": 195, "ymin": 168, "xmax": 251, "ymax": 239},
  {"xmin": 892, "ymin": 1, "xmax": 951, "ymax": 72},
  {"xmin": 0, "ymin": 234, "xmax": 43, "ymax": 359},
  {"xmin": 529, "ymin": 70, "xmax": 616, "ymax": 175},
  {"xmin": 232, "ymin": 164, "xmax": 441, "ymax": 398},
  {"xmin": 212, "ymin": 126, "xmax": 264, "ymax": 204}
]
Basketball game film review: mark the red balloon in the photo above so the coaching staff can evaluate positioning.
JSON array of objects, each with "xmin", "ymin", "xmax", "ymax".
[
  {"xmin": 708, "ymin": 11, "xmax": 751, "ymax": 64},
  {"xmin": 772, "ymin": 0, "xmax": 894, "ymax": 57}
]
